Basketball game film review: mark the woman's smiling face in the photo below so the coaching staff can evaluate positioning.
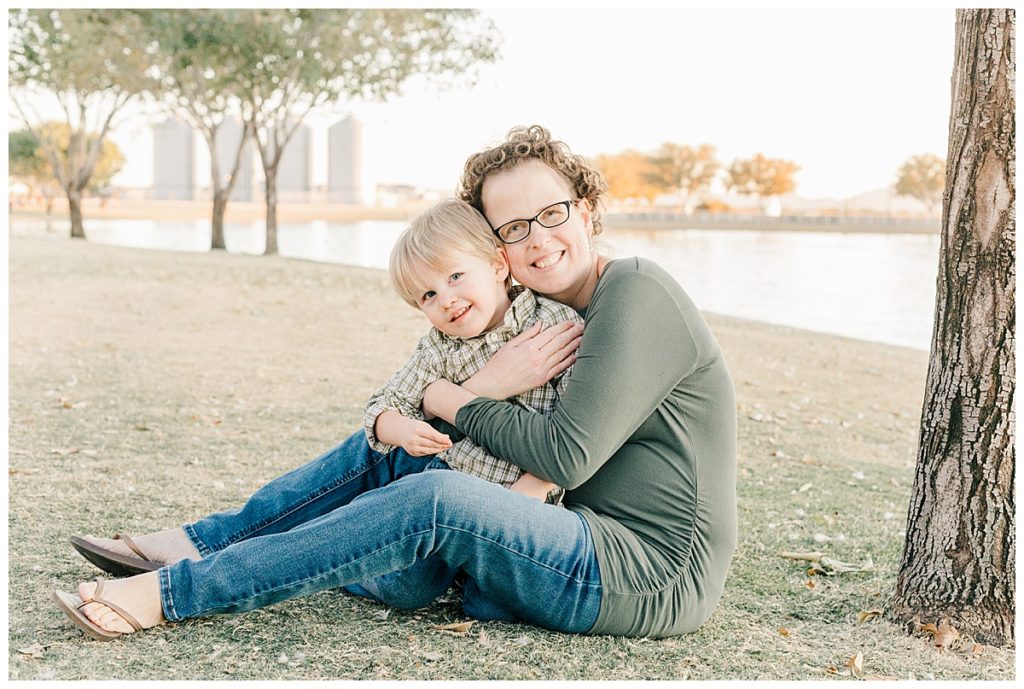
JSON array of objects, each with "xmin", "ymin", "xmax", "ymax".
[{"xmin": 481, "ymin": 160, "xmax": 598, "ymax": 309}]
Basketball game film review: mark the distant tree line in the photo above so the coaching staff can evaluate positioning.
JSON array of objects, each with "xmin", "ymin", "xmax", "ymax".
[
  {"xmin": 594, "ymin": 144, "xmax": 799, "ymax": 214},
  {"xmin": 8, "ymin": 8, "xmax": 500, "ymax": 253},
  {"xmin": 594, "ymin": 143, "xmax": 945, "ymax": 216}
]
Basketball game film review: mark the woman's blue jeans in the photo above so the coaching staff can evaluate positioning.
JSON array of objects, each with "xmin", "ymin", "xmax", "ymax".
[{"xmin": 159, "ymin": 430, "xmax": 602, "ymax": 634}]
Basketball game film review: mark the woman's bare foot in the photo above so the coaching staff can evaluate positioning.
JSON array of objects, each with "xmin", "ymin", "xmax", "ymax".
[
  {"xmin": 78, "ymin": 572, "xmax": 166, "ymax": 634},
  {"xmin": 80, "ymin": 527, "xmax": 202, "ymax": 566}
]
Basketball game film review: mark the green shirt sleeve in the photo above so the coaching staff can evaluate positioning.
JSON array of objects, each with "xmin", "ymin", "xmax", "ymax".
[{"xmin": 455, "ymin": 263, "xmax": 705, "ymax": 489}]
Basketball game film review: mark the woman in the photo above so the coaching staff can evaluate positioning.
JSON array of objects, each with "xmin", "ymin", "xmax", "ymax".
[{"xmin": 56, "ymin": 126, "xmax": 737, "ymax": 640}]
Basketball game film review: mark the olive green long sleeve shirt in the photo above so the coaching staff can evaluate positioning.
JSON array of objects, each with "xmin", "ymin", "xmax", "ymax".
[{"xmin": 455, "ymin": 257, "xmax": 737, "ymax": 637}]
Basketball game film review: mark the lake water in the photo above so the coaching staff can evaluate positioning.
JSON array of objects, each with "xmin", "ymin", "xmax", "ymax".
[{"xmin": 12, "ymin": 217, "xmax": 940, "ymax": 350}]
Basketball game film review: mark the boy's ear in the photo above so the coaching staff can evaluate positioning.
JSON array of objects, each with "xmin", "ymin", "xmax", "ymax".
[{"xmin": 492, "ymin": 250, "xmax": 510, "ymax": 282}]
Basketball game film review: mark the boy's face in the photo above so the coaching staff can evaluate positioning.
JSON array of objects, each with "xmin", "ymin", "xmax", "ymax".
[{"xmin": 413, "ymin": 250, "xmax": 512, "ymax": 338}]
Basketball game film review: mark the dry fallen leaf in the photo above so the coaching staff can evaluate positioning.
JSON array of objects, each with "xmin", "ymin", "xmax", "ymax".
[
  {"xmin": 858, "ymin": 609, "xmax": 883, "ymax": 624},
  {"xmin": 934, "ymin": 620, "xmax": 960, "ymax": 649},
  {"xmin": 17, "ymin": 643, "xmax": 48, "ymax": 658},
  {"xmin": 846, "ymin": 652, "xmax": 864, "ymax": 679},
  {"xmin": 804, "ymin": 579, "xmax": 817, "ymax": 590},
  {"xmin": 971, "ymin": 643, "xmax": 985, "ymax": 655},
  {"xmin": 434, "ymin": 620, "xmax": 475, "ymax": 634},
  {"xmin": 777, "ymin": 627, "xmax": 790, "ymax": 637},
  {"xmin": 919, "ymin": 622, "xmax": 939, "ymax": 637},
  {"xmin": 798, "ymin": 482, "xmax": 813, "ymax": 492},
  {"xmin": 51, "ymin": 447, "xmax": 81, "ymax": 456},
  {"xmin": 809, "ymin": 555, "xmax": 875, "ymax": 576}
]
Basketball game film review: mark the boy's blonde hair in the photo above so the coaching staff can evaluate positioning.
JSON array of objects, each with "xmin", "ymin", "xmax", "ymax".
[{"xmin": 390, "ymin": 198, "xmax": 511, "ymax": 308}]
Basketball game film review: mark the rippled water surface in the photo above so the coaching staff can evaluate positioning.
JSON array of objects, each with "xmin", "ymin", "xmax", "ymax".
[{"xmin": 13, "ymin": 218, "xmax": 939, "ymax": 350}]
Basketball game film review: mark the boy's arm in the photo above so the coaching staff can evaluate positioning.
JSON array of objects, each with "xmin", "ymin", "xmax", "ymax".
[
  {"xmin": 364, "ymin": 335, "xmax": 445, "ymax": 453},
  {"xmin": 375, "ymin": 410, "xmax": 452, "ymax": 457}
]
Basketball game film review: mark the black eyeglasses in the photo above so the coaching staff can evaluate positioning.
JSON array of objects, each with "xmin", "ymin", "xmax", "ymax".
[{"xmin": 491, "ymin": 200, "xmax": 579, "ymax": 244}]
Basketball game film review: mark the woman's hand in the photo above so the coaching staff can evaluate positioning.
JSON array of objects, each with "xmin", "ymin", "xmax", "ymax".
[{"xmin": 465, "ymin": 321, "xmax": 584, "ymax": 400}]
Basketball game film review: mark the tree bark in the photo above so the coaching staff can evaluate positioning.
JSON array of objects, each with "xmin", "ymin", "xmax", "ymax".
[
  {"xmin": 211, "ymin": 191, "xmax": 228, "ymax": 250},
  {"xmin": 888, "ymin": 9, "xmax": 1015, "ymax": 647},
  {"xmin": 263, "ymin": 171, "xmax": 278, "ymax": 255},
  {"xmin": 67, "ymin": 187, "xmax": 86, "ymax": 239},
  {"xmin": 205, "ymin": 121, "xmax": 251, "ymax": 252}
]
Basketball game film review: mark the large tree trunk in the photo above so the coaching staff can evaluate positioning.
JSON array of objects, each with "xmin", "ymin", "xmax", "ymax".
[
  {"xmin": 211, "ymin": 191, "xmax": 228, "ymax": 251},
  {"xmin": 67, "ymin": 187, "xmax": 86, "ymax": 239},
  {"xmin": 888, "ymin": 9, "xmax": 1015, "ymax": 647},
  {"xmin": 263, "ymin": 171, "xmax": 278, "ymax": 255}
]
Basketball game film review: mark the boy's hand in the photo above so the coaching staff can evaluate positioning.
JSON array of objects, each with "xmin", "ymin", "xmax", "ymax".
[
  {"xmin": 398, "ymin": 418, "xmax": 453, "ymax": 457},
  {"xmin": 509, "ymin": 472, "xmax": 559, "ymax": 501}
]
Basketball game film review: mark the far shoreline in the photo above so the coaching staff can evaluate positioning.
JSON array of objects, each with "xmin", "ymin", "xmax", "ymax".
[
  {"xmin": 604, "ymin": 213, "xmax": 940, "ymax": 235},
  {"xmin": 9, "ymin": 197, "xmax": 941, "ymax": 236}
]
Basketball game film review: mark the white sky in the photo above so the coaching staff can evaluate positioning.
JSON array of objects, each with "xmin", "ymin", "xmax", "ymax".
[
  {"xmin": 355, "ymin": 7, "xmax": 956, "ymax": 199},
  {"xmin": 22, "ymin": 7, "xmax": 957, "ymax": 200}
]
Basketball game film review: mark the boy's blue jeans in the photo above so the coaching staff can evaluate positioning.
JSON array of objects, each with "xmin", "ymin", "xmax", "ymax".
[{"xmin": 160, "ymin": 430, "xmax": 602, "ymax": 634}]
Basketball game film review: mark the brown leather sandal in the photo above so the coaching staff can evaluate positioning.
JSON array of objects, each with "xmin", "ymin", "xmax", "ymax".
[
  {"xmin": 69, "ymin": 534, "xmax": 165, "ymax": 577},
  {"xmin": 52, "ymin": 578, "xmax": 145, "ymax": 641}
]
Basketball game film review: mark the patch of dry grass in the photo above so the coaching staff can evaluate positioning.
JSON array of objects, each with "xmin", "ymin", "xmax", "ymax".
[{"xmin": 8, "ymin": 235, "xmax": 1015, "ymax": 680}]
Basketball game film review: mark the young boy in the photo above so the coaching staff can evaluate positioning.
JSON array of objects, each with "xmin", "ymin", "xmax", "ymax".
[{"xmin": 363, "ymin": 198, "xmax": 584, "ymax": 502}]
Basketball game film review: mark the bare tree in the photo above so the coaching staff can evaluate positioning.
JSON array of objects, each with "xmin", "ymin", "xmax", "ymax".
[
  {"xmin": 232, "ymin": 9, "xmax": 500, "ymax": 255},
  {"xmin": 889, "ymin": 8, "xmax": 1015, "ymax": 647},
  {"xmin": 138, "ymin": 9, "xmax": 254, "ymax": 250},
  {"xmin": 9, "ymin": 9, "xmax": 147, "ymax": 238}
]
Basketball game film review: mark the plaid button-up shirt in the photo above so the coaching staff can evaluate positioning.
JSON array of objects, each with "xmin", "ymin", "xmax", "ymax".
[{"xmin": 364, "ymin": 286, "xmax": 584, "ymax": 495}]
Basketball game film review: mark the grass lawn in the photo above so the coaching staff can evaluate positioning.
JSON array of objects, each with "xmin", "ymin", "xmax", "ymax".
[{"xmin": 7, "ymin": 234, "xmax": 1015, "ymax": 680}]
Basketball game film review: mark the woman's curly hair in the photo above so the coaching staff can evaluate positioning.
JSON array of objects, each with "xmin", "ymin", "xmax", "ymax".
[{"xmin": 457, "ymin": 125, "xmax": 609, "ymax": 236}]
